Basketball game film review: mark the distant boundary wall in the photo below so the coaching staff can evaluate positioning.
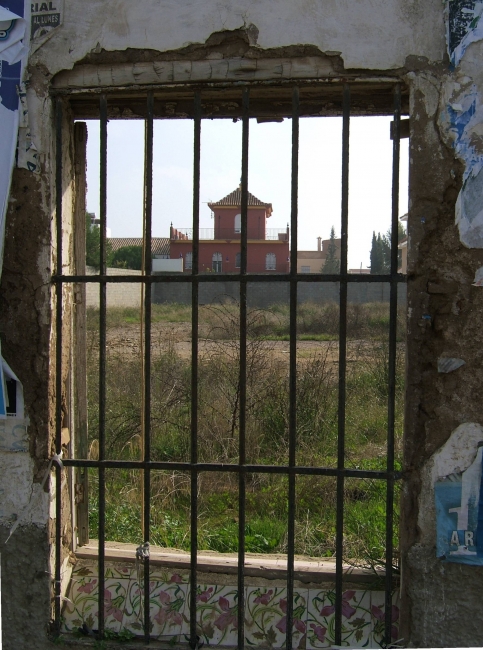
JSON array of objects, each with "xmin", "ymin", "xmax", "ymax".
[
  {"xmin": 85, "ymin": 270, "xmax": 407, "ymax": 308},
  {"xmin": 86, "ymin": 267, "xmax": 142, "ymax": 308},
  {"xmin": 152, "ymin": 276, "xmax": 407, "ymax": 307}
]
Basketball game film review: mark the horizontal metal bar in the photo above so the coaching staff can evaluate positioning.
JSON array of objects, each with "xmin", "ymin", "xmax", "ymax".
[
  {"xmin": 61, "ymin": 458, "xmax": 401, "ymax": 480},
  {"xmin": 52, "ymin": 273, "xmax": 407, "ymax": 284}
]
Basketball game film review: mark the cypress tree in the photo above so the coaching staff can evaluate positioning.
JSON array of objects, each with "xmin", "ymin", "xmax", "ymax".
[{"xmin": 322, "ymin": 226, "xmax": 340, "ymax": 274}]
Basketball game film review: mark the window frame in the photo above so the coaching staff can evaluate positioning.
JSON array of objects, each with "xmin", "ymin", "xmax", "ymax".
[
  {"xmin": 53, "ymin": 78, "xmax": 407, "ymax": 647},
  {"xmin": 265, "ymin": 252, "xmax": 276, "ymax": 270},
  {"xmin": 185, "ymin": 250, "xmax": 193, "ymax": 270}
]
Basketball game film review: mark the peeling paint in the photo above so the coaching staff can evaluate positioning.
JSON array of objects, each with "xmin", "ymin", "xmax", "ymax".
[
  {"xmin": 0, "ymin": 450, "xmax": 49, "ymax": 526},
  {"xmin": 443, "ymin": 2, "xmax": 483, "ymax": 247},
  {"xmin": 438, "ymin": 357, "xmax": 466, "ymax": 373},
  {"xmin": 472, "ymin": 265, "xmax": 483, "ymax": 284},
  {"xmin": 440, "ymin": 82, "xmax": 483, "ymax": 247}
]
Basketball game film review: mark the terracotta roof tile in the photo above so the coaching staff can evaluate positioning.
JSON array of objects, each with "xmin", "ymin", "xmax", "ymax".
[
  {"xmin": 109, "ymin": 237, "xmax": 170, "ymax": 256},
  {"xmin": 208, "ymin": 187, "xmax": 272, "ymax": 215}
]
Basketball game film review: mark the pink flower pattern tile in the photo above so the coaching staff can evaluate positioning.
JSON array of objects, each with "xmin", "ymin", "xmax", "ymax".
[
  {"xmin": 122, "ymin": 573, "xmax": 189, "ymax": 642},
  {"xmin": 62, "ymin": 562, "xmax": 400, "ymax": 648},
  {"xmin": 188, "ymin": 584, "xmax": 240, "ymax": 647},
  {"xmin": 62, "ymin": 576, "xmax": 129, "ymax": 634},
  {"xmin": 306, "ymin": 588, "xmax": 372, "ymax": 649},
  {"xmin": 245, "ymin": 586, "xmax": 308, "ymax": 649},
  {"xmin": 370, "ymin": 589, "xmax": 401, "ymax": 648}
]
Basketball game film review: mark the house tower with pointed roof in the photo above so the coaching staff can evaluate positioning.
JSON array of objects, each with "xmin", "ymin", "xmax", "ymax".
[{"xmin": 170, "ymin": 186, "xmax": 289, "ymax": 273}]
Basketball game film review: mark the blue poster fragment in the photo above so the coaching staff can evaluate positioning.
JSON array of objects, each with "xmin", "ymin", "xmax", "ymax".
[
  {"xmin": 0, "ymin": 1, "xmax": 28, "ymax": 421},
  {"xmin": 0, "ymin": 0, "xmax": 27, "ymax": 274},
  {"xmin": 446, "ymin": 0, "xmax": 483, "ymax": 67},
  {"xmin": 435, "ymin": 443, "xmax": 483, "ymax": 565}
]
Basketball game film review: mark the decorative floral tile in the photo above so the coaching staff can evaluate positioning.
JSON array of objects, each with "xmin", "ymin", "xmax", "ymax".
[
  {"xmin": 306, "ymin": 589, "xmax": 372, "ymax": 649},
  {"xmin": 62, "ymin": 576, "xmax": 129, "ymax": 634},
  {"xmin": 149, "ymin": 567, "xmax": 190, "ymax": 584},
  {"xmin": 105, "ymin": 563, "xmax": 135, "ymax": 580},
  {"xmin": 183, "ymin": 584, "xmax": 239, "ymax": 647},
  {"xmin": 245, "ymin": 586, "xmax": 308, "ymax": 649},
  {"xmin": 122, "ymin": 575, "xmax": 189, "ymax": 642},
  {"xmin": 370, "ymin": 590, "xmax": 401, "ymax": 649}
]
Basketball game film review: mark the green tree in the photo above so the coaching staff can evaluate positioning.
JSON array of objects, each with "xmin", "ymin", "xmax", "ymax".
[
  {"xmin": 85, "ymin": 216, "xmax": 113, "ymax": 269},
  {"xmin": 111, "ymin": 245, "xmax": 143, "ymax": 270},
  {"xmin": 370, "ymin": 232, "xmax": 382, "ymax": 274},
  {"xmin": 321, "ymin": 226, "xmax": 340, "ymax": 274},
  {"xmin": 86, "ymin": 220, "xmax": 101, "ymax": 268},
  {"xmin": 370, "ymin": 222, "xmax": 406, "ymax": 274}
]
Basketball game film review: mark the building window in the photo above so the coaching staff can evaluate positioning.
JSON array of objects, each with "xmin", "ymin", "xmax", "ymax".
[
  {"xmin": 301, "ymin": 265, "xmax": 310, "ymax": 273},
  {"xmin": 265, "ymin": 252, "xmax": 276, "ymax": 270},
  {"xmin": 185, "ymin": 251, "xmax": 192, "ymax": 270},
  {"xmin": 54, "ymin": 81, "xmax": 406, "ymax": 648},
  {"xmin": 234, "ymin": 213, "xmax": 241, "ymax": 234},
  {"xmin": 212, "ymin": 251, "xmax": 222, "ymax": 272}
]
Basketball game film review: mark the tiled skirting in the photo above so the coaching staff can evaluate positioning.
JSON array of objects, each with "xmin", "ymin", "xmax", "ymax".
[{"xmin": 62, "ymin": 545, "xmax": 400, "ymax": 648}]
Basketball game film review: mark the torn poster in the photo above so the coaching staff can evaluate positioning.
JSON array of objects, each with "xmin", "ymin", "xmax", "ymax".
[
  {"xmin": 31, "ymin": 0, "xmax": 62, "ymax": 45},
  {"xmin": 442, "ymin": 83, "xmax": 483, "ymax": 247},
  {"xmin": 446, "ymin": 1, "xmax": 483, "ymax": 67},
  {"xmin": 435, "ymin": 431, "xmax": 483, "ymax": 565},
  {"xmin": 0, "ymin": 6, "xmax": 27, "ymax": 64},
  {"xmin": 435, "ymin": 445, "xmax": 483, "ymax": 564},
  {"xmin": 0, "ymin": 0, "xmax": 29, "ymax": 272},
  {"xmin": 0, "ymin": 0, "xmax": 29, "ymax": 421}
]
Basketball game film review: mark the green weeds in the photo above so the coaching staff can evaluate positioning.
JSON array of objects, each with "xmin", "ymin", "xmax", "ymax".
[{"xmin": 86, "ymin": 301, "xmax": 404, "ymax": 566}]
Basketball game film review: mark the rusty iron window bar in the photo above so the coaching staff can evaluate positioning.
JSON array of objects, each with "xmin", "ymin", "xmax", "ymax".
[{"xmin": 53, "ymin": 82, "xmax": 405, "ymax": 649}]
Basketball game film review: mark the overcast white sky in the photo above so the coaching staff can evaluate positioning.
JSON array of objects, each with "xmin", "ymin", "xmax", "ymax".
[{"xmin": 85, "ymin": 116, "xmax": 408, "ymax": 270}]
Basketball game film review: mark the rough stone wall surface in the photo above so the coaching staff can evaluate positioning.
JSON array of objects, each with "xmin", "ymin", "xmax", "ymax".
[
  {"xmin": 0, "ymin": 169, "xmax": 55, "ymax": 649},
  {"xmin": 400, "ymin": 62, "xmax": 483, "ymax": 646}
]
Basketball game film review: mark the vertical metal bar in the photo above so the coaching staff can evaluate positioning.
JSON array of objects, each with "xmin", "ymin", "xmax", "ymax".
[
  {"xmin": 385, "ymin": 83, "xmax": 401, "ymax": 646},
  {"xmin": 335, "ymin": 83, "xmax": 350, "ymax": 647},
  {"xmin": 98, "ymin": 94, "xmax": 108, "ymax": 639},
  {"xmin": 190, "ymin": 91, "xmax": 201, "ymax": 649},
  {"xmin": 143, "ymin": 90, "xmax": 154, "ymax": 643},
  {"xmin": 287, "ymin": 85, "xmax": 299, "ymax": 650},
  {"xmin": 238, "ymin": 86, "xmax": 249, "ymax": 649},
  {"xmin": 54, "ymin": 96, "xmax": 63, "ymax": 634}
]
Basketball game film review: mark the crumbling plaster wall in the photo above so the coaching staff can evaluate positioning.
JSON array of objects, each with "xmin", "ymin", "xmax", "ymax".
[
  {"xmin": 0, "ymin": 85, "xmax": 76, "ymax": 648},
  {"xmin": 4, "ymin": 0, "xmax": 483, "ymax": 648},
  {"xmin": 29, "ymin": 0, "xmax": 445, "ymax": 74}
]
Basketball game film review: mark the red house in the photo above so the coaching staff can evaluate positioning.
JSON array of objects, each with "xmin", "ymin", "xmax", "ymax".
[{"xmin": 170, "ymin": 186, "xmax": 289, "ymax": 273}]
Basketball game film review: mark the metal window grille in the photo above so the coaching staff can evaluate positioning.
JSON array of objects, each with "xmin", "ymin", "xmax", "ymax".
[
  {"xmin": 54, "ymin": 81, "xmax": 405, "ymax": 649},
  {"xmin": 185, "ymin": 251, "xmax": 193, "ymax": 270}
]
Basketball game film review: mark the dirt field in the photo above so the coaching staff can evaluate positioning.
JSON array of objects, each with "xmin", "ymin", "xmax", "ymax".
[{"xmin": 98, "ymin": 320, "xmax": 377, "ymax": 369}]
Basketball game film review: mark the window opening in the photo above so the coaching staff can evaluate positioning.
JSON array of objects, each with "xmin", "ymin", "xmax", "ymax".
[
  {"xmin": 55, "ymin": 81, "xmax": 407, "ymax": 648},
  {"xmin": 265, "ymin": 252, "xmax": 276, "ymax": 270},
  {"xmin": 185, "ymin": 251, "xmax": 193, "ymax": 270},
  {"xmin": 234, "ymin": 213, "xmax": 241, "ymax": 234},
  {"xmin": 212, "ymin": 251, "xmax": 223, "ymax": 272}
]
